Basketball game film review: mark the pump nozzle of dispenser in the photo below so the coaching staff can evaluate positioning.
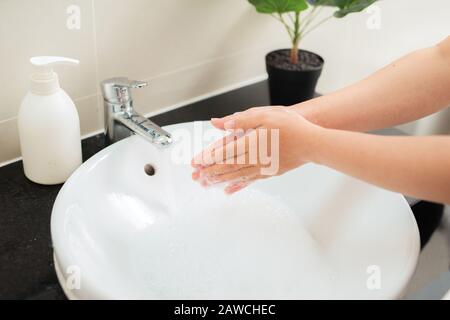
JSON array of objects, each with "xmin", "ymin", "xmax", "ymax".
[{"xmin": 30, "ymin": 56, "xmax": 79, "ymax": 95}]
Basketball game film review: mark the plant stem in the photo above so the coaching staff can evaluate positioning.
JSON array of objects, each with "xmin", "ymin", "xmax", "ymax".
[
  {"xmin": 300, "ymin": 6, "xmax": 323, "ymax": 36},
  {"xmin": 300, "ymin": 6, "xmax": 317, "ymax": 31},
  {"xmin": 301, "ymin": 14, "xmax": 333, "ymax": 39},
  {"xmin": 272, "ymin": 13, "xmax": 294, "ymax": 42},
  {"xmin": 287, "ymin": 12, "xmax": 296, "ymax": 26},
  {"xmin": 290, "ymin": 11, "xmax": 301, "ymax": 65},
  {"xmin": 270, "ymin": 6, "xmax": 331, "ymax": 65}
]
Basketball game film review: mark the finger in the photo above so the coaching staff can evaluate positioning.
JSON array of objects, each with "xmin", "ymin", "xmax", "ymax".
[
  {"xmin": 191, "ymin": 133, "xmax": 239, "ymax": 168},
  {"xmin": 224, "ymin": 181, "xmax": 252, "ymax": 194},
  {"xmin": 192, "ymin": 169, "xmax": 201, "ymax": 180},
  {"xmin": 224, "ymin": 172, "xmax": 270, "ymax": 194},
  {"xmin": 206, "ymin": 166, "xmax": 259, "ymax": 185},
  {"xmin": 207, "ymin": 129, "xmax": 259, "ymax": 165},
  {"xmin": 211, "ymin": 108, "xmax": 264, "ymax": 132},
  {"xmin": 199, "ymin": 161, "xmax": 251, "ymax": 177},
  {"xmin": 211, "ymin": 115, "xmax": 236, "ymax": 130},
  {"xmin": 211, "ymin": 108, "xmax": 258, "ymax": 130},
  {"xmin": 200, "ymin": 179, "xmax": 209, "ymax": 187},
  {"xmin": 193, "ymin": 109, "xmax": 263, "ymax": 167}
]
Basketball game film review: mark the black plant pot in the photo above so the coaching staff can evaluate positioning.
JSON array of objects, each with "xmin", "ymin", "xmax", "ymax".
[{"xmin": 266, "ymin": 49, "xmax": 324, "ymax": 106}]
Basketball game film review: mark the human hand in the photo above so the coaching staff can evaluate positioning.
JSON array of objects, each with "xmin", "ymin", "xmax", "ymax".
[{"xmin": 191, "ymin": 106, "xmax": 321, "ymax": 194}]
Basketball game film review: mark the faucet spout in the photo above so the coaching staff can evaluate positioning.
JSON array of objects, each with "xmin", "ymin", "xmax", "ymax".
[
  {"xmin": 114, "ymin": 110, "xmax": 172, "ymax": 147},
  {"xmin": 101, "ymin": 77, "xmax": 172, "ymax": 147}
]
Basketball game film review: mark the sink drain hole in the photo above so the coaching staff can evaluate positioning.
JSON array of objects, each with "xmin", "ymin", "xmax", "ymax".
[{"xmin": 144, "ymin": 164, "xmax": 156, "ymax": 176}]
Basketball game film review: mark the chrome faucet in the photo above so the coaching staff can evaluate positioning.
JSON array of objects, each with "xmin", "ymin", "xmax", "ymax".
[{"xmin": 101, "ymin": 77, "xmax": 172, "ymax": 146}]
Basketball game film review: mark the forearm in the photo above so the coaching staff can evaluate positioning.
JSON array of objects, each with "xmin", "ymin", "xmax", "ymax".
[
  {"xmin": 309, "ymin": 129, "xmax": 450, "ymax": 204},
  {"xmin": 291, "ymin": 37, "xmax": 450, "ymax": 132}
]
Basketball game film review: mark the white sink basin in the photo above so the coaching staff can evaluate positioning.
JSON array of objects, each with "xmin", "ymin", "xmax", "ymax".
[{"xmin": 51, "ymin": 121, "xmax": 419, "ymax": 299}]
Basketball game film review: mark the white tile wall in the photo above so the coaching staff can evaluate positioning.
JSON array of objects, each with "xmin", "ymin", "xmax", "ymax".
[
  {"xmin": 0, "ymin": 0, "xmax": 284, "ymax": 165},
  {"xmin": 0, "ymin": 0, "xmax": 98, "ymax": 120},
  {"xmin": 301, "ymin": 0, "xmax": 450, "ymax": 135},
  {"xmin": 0, "ymin": 118, "xmax": 21, "ymax": 164}
]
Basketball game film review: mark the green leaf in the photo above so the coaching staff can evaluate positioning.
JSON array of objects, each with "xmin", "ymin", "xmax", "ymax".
[
  {"xmin": 248, "ymin": 0, "xmax": 309, "ymax": 14},
  {"xmin": 333, "ymin": 0, "xmax": 378, "ymax": 18},
  {"xmin": 310, "ymin": 0, "xmax": 378, "ymax": 18}
]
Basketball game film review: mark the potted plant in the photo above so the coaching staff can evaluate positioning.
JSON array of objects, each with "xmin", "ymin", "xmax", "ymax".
[{"xmin": 248, "ymin": 0, "xmax": 378, "ymax": 105}]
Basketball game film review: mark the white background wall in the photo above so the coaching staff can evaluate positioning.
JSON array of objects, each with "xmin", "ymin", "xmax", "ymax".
[
  {"xmin": 302, "ymin": 0, "xmax": 450, "ymax": 135},
  {"xmin": 0, "ymin": 0, "xmax": 449, "ymax": 165}
]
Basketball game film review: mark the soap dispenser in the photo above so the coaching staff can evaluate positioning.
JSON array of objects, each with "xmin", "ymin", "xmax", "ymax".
[{"xmin": 18, "ymin": 56, "xmax": 82, "ymax": 185}]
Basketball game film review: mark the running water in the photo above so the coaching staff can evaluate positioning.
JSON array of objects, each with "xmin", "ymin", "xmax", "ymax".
[{"xmin": 130, "ymin": 187, "xmax": 336, "ymax": 299}]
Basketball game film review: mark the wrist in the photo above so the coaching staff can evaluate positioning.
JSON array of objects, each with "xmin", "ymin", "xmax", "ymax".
[
  {"xmin": 288, "ymin": 100, "xmax": 323, "ymax": 127},
  {"xmin": 304, "ymin": 124, "xmax": 330, "ymax": 165},
  {"xmin": 284, "ymin": 106, "xmax": 328, "ymax": 165}
]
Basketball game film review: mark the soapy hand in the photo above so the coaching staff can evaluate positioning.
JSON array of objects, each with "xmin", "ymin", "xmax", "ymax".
[{"xmin": 191, "ymin": 106, "xmax": 321, "ymax": 194}]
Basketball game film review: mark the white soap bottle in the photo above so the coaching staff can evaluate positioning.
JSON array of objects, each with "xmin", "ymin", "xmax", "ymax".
[{"xmin": 18, "ymin": 56, "xmax": 82, "ymax": 185}]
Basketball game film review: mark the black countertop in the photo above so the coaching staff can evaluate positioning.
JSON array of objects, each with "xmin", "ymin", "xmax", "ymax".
[{"xmin": 0, "ymin": 81, "xmax": 438, "ymax": 300}]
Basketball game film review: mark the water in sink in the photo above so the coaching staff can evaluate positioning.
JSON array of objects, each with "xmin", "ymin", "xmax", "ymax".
[{"xmin": 130, "ymin": 187, "xmax": 336, "ymax": 299}]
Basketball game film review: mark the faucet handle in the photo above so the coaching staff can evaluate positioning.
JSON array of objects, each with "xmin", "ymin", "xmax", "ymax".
[
  {"xmin": 101, "ymin": 77, "xmax": 148, "ymax": 104},
  {"xmin": 113, "ymin": 78, "xmax": 148, "ymax": 90}
]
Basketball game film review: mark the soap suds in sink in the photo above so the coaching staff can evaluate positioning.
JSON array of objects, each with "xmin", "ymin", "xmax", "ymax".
[{"xmin": 130, "ymin": 188, "xmax": 336, "ymax": 299}]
